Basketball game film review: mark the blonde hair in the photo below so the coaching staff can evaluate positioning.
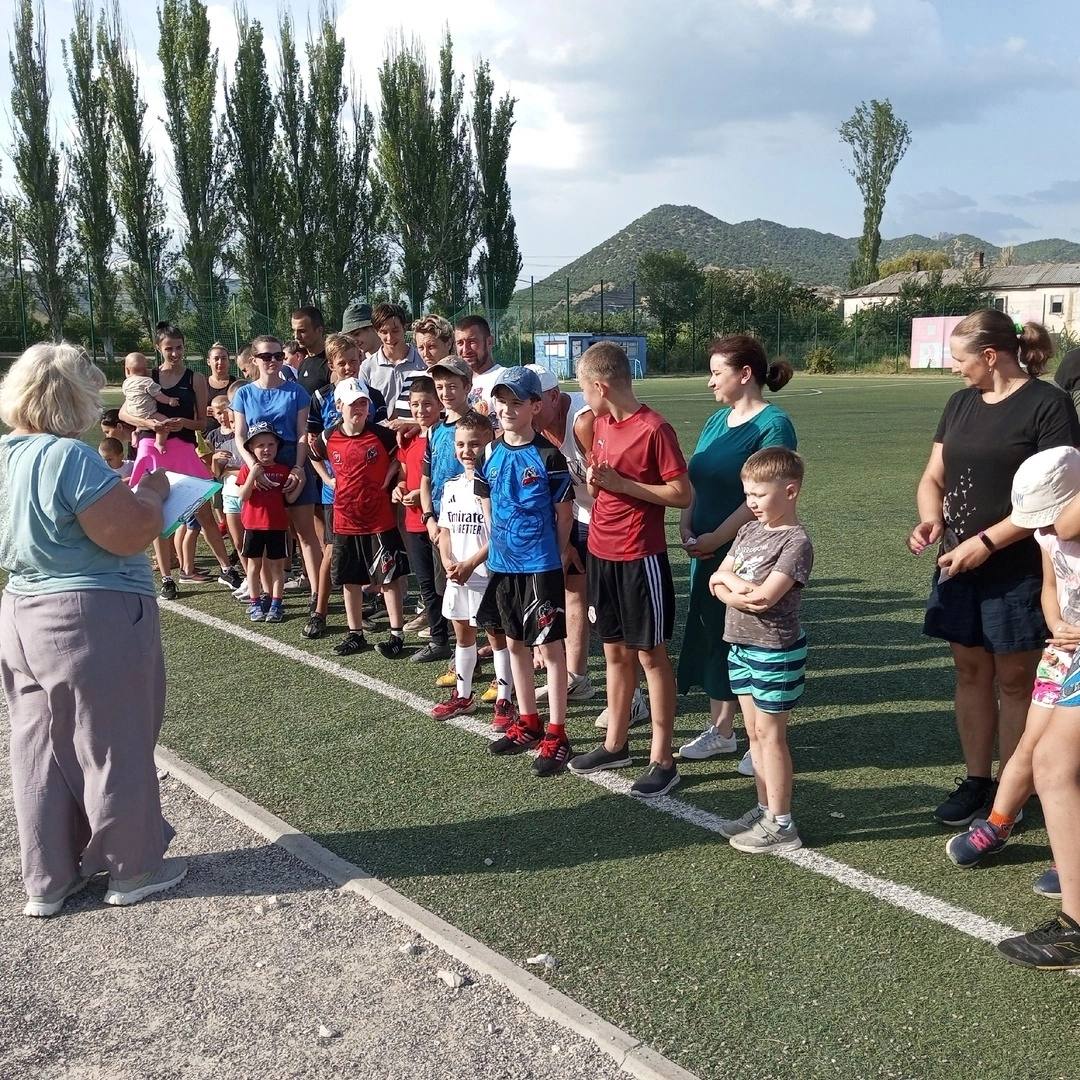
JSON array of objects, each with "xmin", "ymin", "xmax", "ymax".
[
  {"xmin": 411, "ymin": 314, "xmax": 453, "ymax": 343},
  {"xmin": 741, "ymin": 446, "xmax": 804, "ymax": 484},
  {"xmin": 325, "ymin": 332, "xmax": 360, "ymax": 365},
  {"xmin": 0, "ymin": 342, "xmax": 106, "ymax": 437},
  {"xmin": 577, "ymin": 341, "xmax": 631, "ymax": 388}
]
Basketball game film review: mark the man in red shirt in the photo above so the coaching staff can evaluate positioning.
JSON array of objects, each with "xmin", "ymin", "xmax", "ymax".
[
  {"xmin": 326, "ymin": 378, "xmax": 410, "ymax": 658},
  {"xmin": 567, "ymin": 343, "xmax": 690, "ymax": 798}
]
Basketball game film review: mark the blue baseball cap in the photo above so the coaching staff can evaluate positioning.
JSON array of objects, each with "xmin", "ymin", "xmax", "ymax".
[
  {"xmin": 491, "ymin": 366, "xmax": 542, "ymax": 402},
  {"xmin": 243, "ymin": 420, "xmax": 283, "ymax": 450}
]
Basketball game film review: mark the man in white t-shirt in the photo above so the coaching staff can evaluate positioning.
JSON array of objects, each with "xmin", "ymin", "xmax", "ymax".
[{"xmin": 454, "ymin": 315, "xmax": 505, "ymax": 419}]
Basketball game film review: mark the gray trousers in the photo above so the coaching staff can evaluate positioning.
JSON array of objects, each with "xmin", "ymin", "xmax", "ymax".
[{"xmin": 1, "ymin": 589, "xmax": 172, "ymax": 897}]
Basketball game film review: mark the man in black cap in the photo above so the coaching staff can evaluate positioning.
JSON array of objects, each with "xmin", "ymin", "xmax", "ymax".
[{"xmin": 342, "ymin": 301, "xmax": 380, "ymax": 360}]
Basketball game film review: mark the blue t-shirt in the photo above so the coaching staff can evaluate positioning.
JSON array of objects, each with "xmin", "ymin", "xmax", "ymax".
[
  {"xmin": 475, "ymin": 433, "xmax": 572, "ymax": 574},
  {"xmin": 423, "ymin": 419, "xmax": 463, "ymax": 516},
  {"xmin": 0, "ymin": 434, "xmax": 155, "ymax": 597},
  {"xmin": 231, "ymin": 380, "xmax": 311, "ymax": 444}
]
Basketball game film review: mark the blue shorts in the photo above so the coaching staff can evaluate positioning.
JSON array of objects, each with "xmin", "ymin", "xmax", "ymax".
[
  {"xmin": 728, "ymin": 636, "xmax": 807, "ymax": 714},
  {"xmin": 923, "ymin": 569, "xmax": 1046, "ymax": 654},
  {"xmin": 275, "ymin": 442, "xmax": 319, "ymax": 507}
]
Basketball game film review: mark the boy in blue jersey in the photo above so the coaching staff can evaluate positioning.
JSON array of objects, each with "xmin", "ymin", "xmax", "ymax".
[{"xmin": 476, "ymin": 367, "xmax": 575, "ymax": 777}]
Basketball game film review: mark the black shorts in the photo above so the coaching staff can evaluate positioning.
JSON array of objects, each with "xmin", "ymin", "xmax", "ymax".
[
  {"xmin": 321, "ymin": 504, "xmax": 336, "ymax": 544},
  {"xmin": 243, "ymin": 528, "xmax": 288, "ymax": 560},
  {"xmin": 476, "ymin": 569, "xmax": 566, "ymax": 645},
  {"xmin": 923, "ymin": 568, "xmax": 1046, "ymax": 654},
  {"xmin": 331, "ymin": 528, "xmax": 410, "ymax": 589},
  {"xmin": 588, "ymin": 552, "xmax": 675, "ymax": 650},
  {"xmin": 566, "ymin": 519, "xmax": 589, "ymax": 576}
]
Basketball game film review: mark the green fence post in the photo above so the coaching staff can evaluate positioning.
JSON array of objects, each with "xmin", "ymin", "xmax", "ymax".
[
  {"xmin": 232, "ymin": 293, "xmax": 240, "ymax": 358},
  {"xmin": 776, "ymin": 307, "xmax": 781, "ymax": 356},
  {"xmin": 895, "ymin": 305, "xmax": 901, "ymax": 372},
  {"xmin": 530, "ymin": 276, "xmax": 536, "ymax": 342},
  {"xmin": 599, "ymin": 279, "xmax": 605, "ymax": 333},
  {"xmin": 853, "ymin": 308, "xmax": 858, "ymax": 371},
  {"xmin": 631, "ymin": 280, "xmax": 637, "ymax": 334}
]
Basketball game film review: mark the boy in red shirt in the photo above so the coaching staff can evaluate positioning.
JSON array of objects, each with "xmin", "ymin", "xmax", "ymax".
[
  {"xmin": 326, "ymin": 378, "xmax": 410, "ymax": 658},
  {"xmin": 568, "ymin": 342, "xmax": 691, "ymax": 798},
  {"xmin": 237, "ymin": 421, "xmax": 300, "ymax": 623}
]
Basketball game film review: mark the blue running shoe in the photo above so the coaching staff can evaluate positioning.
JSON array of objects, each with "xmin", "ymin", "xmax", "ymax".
[
  {"xmin": 946, "ymin": 819, "xmax": 1007, "ymax": 867},
  {"xmin": 248, "ymin": 600, "xmax": 265, "ymax": 622},
  {"xmin": 1034, "ymin": 865, "xmax": 1062, "ymax": 899}
]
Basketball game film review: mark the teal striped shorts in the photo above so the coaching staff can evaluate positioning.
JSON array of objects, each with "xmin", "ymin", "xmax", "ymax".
[{"xmin": 727, "ymin": 636, "xmax": 808, "ymax": 714}]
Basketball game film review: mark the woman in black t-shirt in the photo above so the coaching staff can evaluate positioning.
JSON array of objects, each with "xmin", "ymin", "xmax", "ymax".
[{"xmin": 909, "ymin": 309, "xmax": 1080, "ymax": 829}]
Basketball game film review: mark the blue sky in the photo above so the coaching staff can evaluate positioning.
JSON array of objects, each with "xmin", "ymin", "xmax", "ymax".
[{"xmin": 3, "ymin": 0, "xmax": 1080, "ymax": 285}]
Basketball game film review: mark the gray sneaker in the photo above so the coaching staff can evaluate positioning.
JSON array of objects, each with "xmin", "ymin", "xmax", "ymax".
[
  {"xmin": 537, "ymin": 672, "xmax": 596, "ymax": 703},
  {"xmin": 736, "ymin": 748, "xmax": 756, "ymax": 776},
  {"xmin": 729, "ymin": 815, "xmax": 802, "ymax": 853},
  {"xmin": 716, "ymin": 805, "xmax": 765, "ymax": 839},
  {"xmin": 104, "ymin": 856, "xmax": 188, "ymax": 906},
  {"xmin": 679, "ymin": 722, "xmax": 738, "ymax": 760},
  {"xmin": 594, "ymin": 687, "xmax": 650, "ymax": 729},
  {"xmin": 23, "ymin": 876, "xmax": 90, "ymax": 918}
]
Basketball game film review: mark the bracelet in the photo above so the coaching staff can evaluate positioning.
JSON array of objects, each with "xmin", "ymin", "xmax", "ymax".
[{"xmin": 978, "ymin": 530, "xmax": 996, "ymax": 552}]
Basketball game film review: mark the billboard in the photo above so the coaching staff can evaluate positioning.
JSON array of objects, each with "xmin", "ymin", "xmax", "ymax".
[{"xmin": 910, "ymin": 316, "xmax": 965, "ymax": 369}]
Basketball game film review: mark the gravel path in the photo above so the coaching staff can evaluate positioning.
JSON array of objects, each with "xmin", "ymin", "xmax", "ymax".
[{"xmin": 0, "ymin": 740, "xmax": 634, "ymax": 1080}]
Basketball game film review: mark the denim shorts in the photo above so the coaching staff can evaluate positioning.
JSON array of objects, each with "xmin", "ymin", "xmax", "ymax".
[{"xmin": 923, "ymin": 569, "xmax": 1046, "ymax": 655}]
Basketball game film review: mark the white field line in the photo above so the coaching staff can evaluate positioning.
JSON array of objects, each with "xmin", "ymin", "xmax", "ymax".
[{"xmin": 162, "ymin": 600, "xmax": 1022, "ymax": 948}]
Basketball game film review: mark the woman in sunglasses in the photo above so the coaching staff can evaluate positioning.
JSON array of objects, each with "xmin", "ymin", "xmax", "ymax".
[{"xmin": 230, "ymin": 335, "xmax": 323, "ymax": 617}]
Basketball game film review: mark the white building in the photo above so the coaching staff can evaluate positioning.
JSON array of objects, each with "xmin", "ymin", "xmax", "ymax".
[{"xmin": 842, "ymin": 260, "xmax": 1080, "ymax": 335}]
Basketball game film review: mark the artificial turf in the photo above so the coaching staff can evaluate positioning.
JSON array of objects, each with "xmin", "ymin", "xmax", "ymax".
[{"xmin": 97, "ymin": 376, "xmax": 1079, "ymax": 1076}]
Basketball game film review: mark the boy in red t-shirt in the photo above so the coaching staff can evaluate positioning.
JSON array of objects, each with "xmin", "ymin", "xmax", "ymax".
[
  {"xmin": 567, "ymin": 342, "xmax": 690, "ymax": 799},
  {"xmin": 237, "ymin": 421, "xmax": 299, "ymax": 623},
  {"xmin": 326, "ymin": 378, "xmax": 410, "ymax": 658}
]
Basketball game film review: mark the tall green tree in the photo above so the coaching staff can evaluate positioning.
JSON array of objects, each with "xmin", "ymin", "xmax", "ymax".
[
  {"xmin": 158, "ymin": 0, "xmax": 228, "ymax": 342},
  {"xmin": 839, "ymin": 98, "xmax": 911, "ymax": 289},
  {"xmin": 472, "ymin": 59, "xmax": 521, "ymax": 316},
  {"xmin": 638, "ymin": 249, "xmax": 704, "ymax": 356},
  {"xmin": 223, "ymin": 5, "xmax": 280, "ymax": 333},
  {"xmin": 378, "ymin": 36, "xmax": 439, "ymax": 316},
  {"xmin": 9, "ymin": 0, "xmax": 74, "ymax": 339},
  {"xmin": 63, "ymin": 0, "xmax": 118, "ymax": 357},
  {"xmin": 355, "ymin": 167, "xmax": 392, "ymax": 302},
  {"xmin": 99, "ymin": 1, "xmax": 171, "ymax": 337}
]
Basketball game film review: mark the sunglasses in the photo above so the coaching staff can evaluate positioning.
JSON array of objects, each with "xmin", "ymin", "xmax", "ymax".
[{"xmin": 254, "ymin": 351, "xmax": 286, "ymax": 363}]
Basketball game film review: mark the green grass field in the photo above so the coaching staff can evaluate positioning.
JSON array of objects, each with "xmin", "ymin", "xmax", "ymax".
[{"xmin": 111, "ymin": 376, "xmax": 1075, "ymax": 1077}]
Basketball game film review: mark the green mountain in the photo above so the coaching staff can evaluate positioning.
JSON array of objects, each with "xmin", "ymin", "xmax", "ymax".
[{"xmin": 521, "ymin": 204, "xmax": 1080, "ymax": 296}]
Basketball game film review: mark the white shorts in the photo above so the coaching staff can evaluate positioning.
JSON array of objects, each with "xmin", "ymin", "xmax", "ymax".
[{"xmin": 442, "ymin": 579, "xmax": 486, "ymax": 625}]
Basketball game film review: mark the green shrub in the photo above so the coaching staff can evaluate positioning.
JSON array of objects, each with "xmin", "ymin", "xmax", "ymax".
[{"xmin": 805, "ymin": 346, "xmax": 837, "ymax": 374}]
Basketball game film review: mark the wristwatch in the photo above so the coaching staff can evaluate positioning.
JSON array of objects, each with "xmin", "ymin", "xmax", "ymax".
[{"xmin": 422, "ymin": 511, "xmax": 435, "ymax": 524}]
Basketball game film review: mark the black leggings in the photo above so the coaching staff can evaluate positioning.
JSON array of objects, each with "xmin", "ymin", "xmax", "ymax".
[{"xmin": 403, "ymin": 530, "xmax": 449, "ymax": 646}]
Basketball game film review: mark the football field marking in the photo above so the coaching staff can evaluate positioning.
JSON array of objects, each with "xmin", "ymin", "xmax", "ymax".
[{"xmin": 162, "ymin": 600, "xmax": 1022, "ymax": 950}]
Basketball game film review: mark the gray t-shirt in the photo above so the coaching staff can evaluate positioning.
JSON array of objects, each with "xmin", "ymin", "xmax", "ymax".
[
  {"xmin": 723, "ymin": 520, "xmax": 814, "ymax": 649},
  {"xmin": 359, "ymin": 346, "xmax": 425, "ymax": 416}
]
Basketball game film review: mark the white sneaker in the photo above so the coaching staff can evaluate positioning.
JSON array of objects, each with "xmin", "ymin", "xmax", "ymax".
[
  {"xmin": 737, "ymin": 748, "xmax": 755, "ymax": 776},
  {"xmin": 104, "ymin": 857, "xmax": 188, "ymax": 906},
  {"xmin": 678, "ymin": 723, "xmax": 737, "ymax": 760},
  {"xmin": 537, "ymin": 672, "xmax": 596, "ymax": 703},
  {"xmin": 594, "ymin": 687, "xmax": 650, "ymax": 729},
  {"xmin": 23, "ymin": 876, "xmax": 90, "ymax": 918},
  {"xmin": 232, "ymin": 583, "xmax": 248, "ymax": 599}
]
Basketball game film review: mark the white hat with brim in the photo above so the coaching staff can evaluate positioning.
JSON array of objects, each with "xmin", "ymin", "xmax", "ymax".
[
  {"xmin": 334, "ymin": 377, "xmax": 371, "ymax": 405},
  {"xmin": 1010, "ymin": 446, "xmax": 1080, "ymax": 528}
]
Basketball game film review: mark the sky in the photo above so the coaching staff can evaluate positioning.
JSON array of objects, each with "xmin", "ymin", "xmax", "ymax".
[{"xmin": 3, "ymin": 0, "xmax": 1080, "ymax": 287}]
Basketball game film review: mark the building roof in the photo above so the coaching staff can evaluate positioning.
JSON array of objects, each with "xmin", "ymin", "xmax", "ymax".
[{"xmin": 846, "ymin": 262, "xmax": 1080, "ymax": 298}]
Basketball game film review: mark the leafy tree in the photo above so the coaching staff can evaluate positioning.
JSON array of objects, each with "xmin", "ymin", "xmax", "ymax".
[
  {"xmin": 99, "ymin": 1, "xmax": 171, "ymax": 337},
  {"xmin": 354, "ymin": 167, "xmax": 392, "ymax": 302},
  {"xmin": 9, "ymin": 0, "xmax": 74, "ymax": 339},
  {"xmin": 472, "ymin": 59, "xmax": 521, "ymax": 315},
  {"xmin": 878, "ymin": 249, "xmax": 952, "ymax": 277},
  {"xmin": 63, "ymin": 0, "xmax": 118, "ymax": 357},
  {"xmin": 638, "ymin": 249, "xmax": 704, "ymax": 356},
  {"xmin": 839, "ymin": 99, "xmax": 911, "ymax": 288},
  {"xmin": 158, "ymin": 0, "xmax": 228, "ymax": 342},
  {"xmin": 896, "ymin": 267, "xmax": 989, "ymax": 316},
  {"xmin": 223, "ymin": 5, "xmax": 280, "ymax": 334}
]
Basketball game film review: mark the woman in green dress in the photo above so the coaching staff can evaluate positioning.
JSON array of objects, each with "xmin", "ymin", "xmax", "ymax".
[{"xmin": 677, "ymin": 335, "xmax": 797, "ymax": 765}]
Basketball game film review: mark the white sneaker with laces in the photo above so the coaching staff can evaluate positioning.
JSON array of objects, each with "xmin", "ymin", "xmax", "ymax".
[
  {"xmin": 737, "ymin": 748, "xmax": 756, "ymax": 776},
  {"xmin": 104, "ymin": 857, "xmax": 188, "ymax": 906},
  {"xmin": 594, "ymin": 687, "xmax": 650, "ymax": 729},
  {"xmin": 679, "ymin": 722, "xmax": 737, "ymax": 760}
]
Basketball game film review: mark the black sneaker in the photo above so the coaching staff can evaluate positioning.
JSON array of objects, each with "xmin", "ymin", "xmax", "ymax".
[
  {"xmin": 411, "ymin": 641, "xmax": 453, "ymax": 664},
  {"xmin": 363, "ymin": 595, "xmax": 386, "ymax": 620},
  {"xmin": 159, "ymin": 577, "xmax": 178, "ymax": 600},
  {"xmin": 377, "ymin": 635, "xmax": 407, "ymax": 659},
  {"xmin": 630, "ymin": 761, "xmax": 680, "ymax": 799},
  {"xmin": 333, "ymin": 631, "xmax": 369, "ymax": 656},
  {"xmin": 308, "ymin": 593, "xmax": 318, "ymax": 616},
  {"xmin": 489, "ymin": 717, "xmax": 542, "ymax": 756},
  {"xmin": 568, "ymin": 742, "xmax": 632, "ymax": 775},
  {"xmin": 997, "ymin": 912, "xmax": 1080, "ymax": 969},
  {"xmin": 301, "ymin": 614, "xmax": 326, "ymax": 640},
  {"xmin": 934, "ymin": 776, "xmax": 996, "ymax": 826},
  {"xmin": 218, "ymin": 566, "xmax": 244, "ymax": 589}
]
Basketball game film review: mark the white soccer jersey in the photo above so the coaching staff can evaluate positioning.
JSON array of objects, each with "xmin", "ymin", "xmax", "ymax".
[{"xmin": 438, "ymin": 473, "xmax": 490, "ymax": 586}]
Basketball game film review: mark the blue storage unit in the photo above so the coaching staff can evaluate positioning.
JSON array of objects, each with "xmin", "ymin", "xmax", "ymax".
[{"xmin": 533, "ymin": 333, "xmax": 647, "ymax": 381}]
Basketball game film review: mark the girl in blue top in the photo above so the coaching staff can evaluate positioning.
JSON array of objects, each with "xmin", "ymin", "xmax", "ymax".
[{"xmin": 677, "ymin": 335, "xmax": 798, "ymax": 763}]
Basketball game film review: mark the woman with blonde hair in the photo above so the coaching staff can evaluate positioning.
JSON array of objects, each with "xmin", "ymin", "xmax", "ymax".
[{"xmin": 0, "ymin": 342, "xmax": 188, "ymax": 917}]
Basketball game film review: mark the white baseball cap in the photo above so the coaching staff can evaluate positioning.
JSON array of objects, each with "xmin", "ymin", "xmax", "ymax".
[
  {"xmin": 1011, "ymin": 446, "xmax": 1080, "ymax": 528},
  {"xmin": 525, "ymin": 363, "xmax": 559, "ymax": 393},
  {"xmin": 334, "ymin": 377, "xmax": 371, "ymax": 405}
]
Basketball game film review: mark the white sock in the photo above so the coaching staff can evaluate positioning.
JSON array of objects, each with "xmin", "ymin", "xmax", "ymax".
[
  {"xmin": 774, "ymin": 812, "xmax": 793, "ymax": 828},
  {"xmin": 758, "ymin": 803, "xmax": 769, "ymax": 814},
  {"xmin": 493, "ymin": 647, "xmax": 513, "ymax": 702},
  {"xmin": 456, "ymin": 644, "xmax": 478, "ymax": 698}
]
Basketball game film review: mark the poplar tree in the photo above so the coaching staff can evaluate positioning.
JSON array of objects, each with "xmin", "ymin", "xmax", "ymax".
[
  {"xmin": 158, "ymin": 0, "xmax": 228, "ymax": 341},
  {"xmin": 472, "ymin": 59, "xmax": 521, "ymax": 315},
  {"xmin": 99, "ymin": 2, "xmax": 171, "ymax": 337},
  {"xmin": 839, "ymin": 98, "xmax": 911, "ymax": 289},
  {"xmin": 9, "ymin": 0, "xmax": 73, "ymax": 339},
  {"xmin": 63, "ymin": 0, "xmax": 118, "ymax": 356},
  {"xmin": 223, "ymin": 5, "xmax": 280, "ymax": 332}
]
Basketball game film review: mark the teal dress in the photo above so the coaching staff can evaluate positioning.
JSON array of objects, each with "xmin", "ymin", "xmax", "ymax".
[{"xmin": 676, "ymin": 404, "xmax": 797, "ymax": 700}]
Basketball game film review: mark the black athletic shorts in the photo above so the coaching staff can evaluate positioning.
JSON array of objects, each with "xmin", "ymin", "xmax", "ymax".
[
  {"xmin": 566, "ymin": 519, "xmax": 589, "ymax": 577},
  {"xmin": 321, "ymin": 504, "xmax": 336, "ymax": 545},
  {"xmin": 476, "ymin": 569, "xmax": 566, "ymax": 645},
  {"xmin": 331, "ymin": 528, "xmax": 410, "ymax": 589},
  {"xmin": 243, "ymin": 528, "xmax": 288, "ymax": 560},
  {"xmin": 588, "ymin": 552, "xmax": 675, "ymax": 650}
]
